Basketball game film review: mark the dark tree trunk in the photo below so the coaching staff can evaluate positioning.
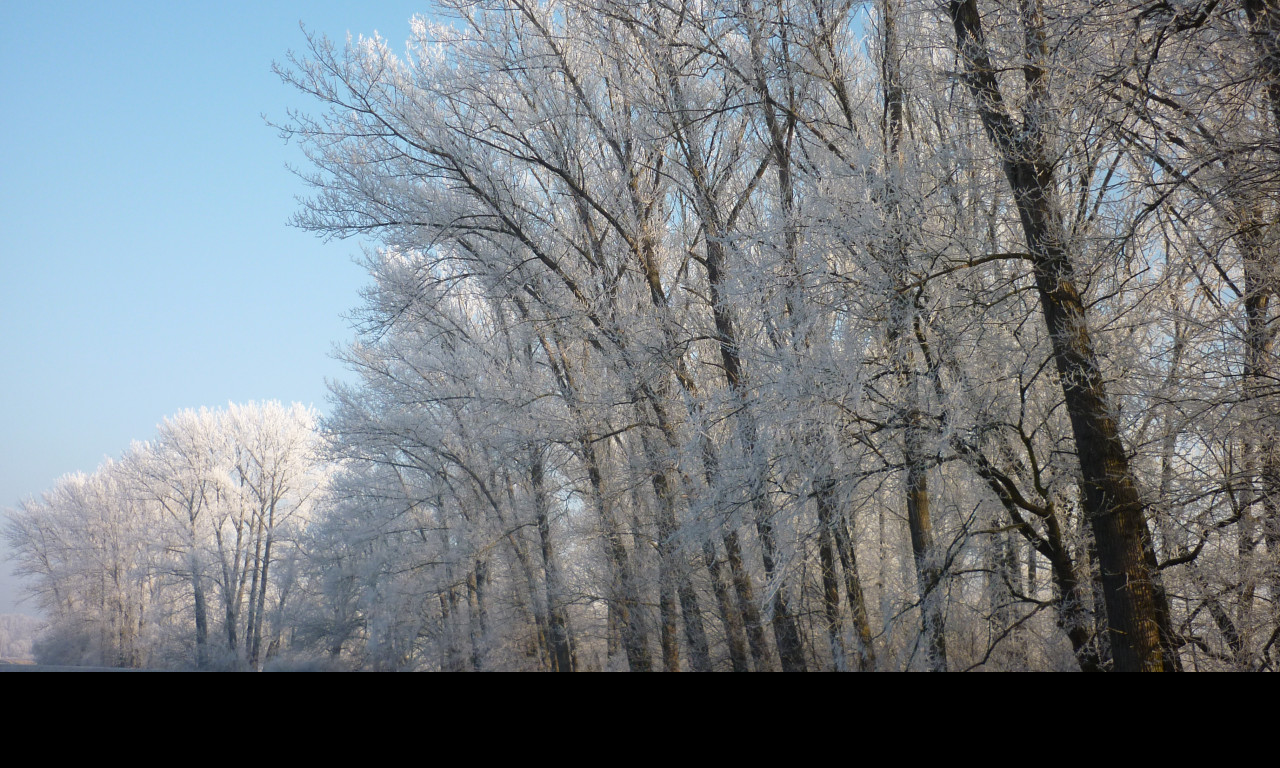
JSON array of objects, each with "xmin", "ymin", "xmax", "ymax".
[
  {"xmin": 949, "ymin": 0, "xmax": 1172, "ymax": 671},
  {"xmin": 815, "ymin": 478, "xmax": 848, "ymax": 670},
  {"xmin": 703, "ymin": 539, "xmax": 751, "ymax": 672},
  {"xmin": 532, "ymin": 449, "xmax": 575, "ymax": 672},
  {"xmin": 830, "ymin": 510, "xmax": 877, "ymax": 671},
  {"xmin": 723, "ymin": 529, "xmax": 775, "ymax": 671},
  {"xmin": 190, "ymin": 557, "xmax": 208, "ymax": 669}
]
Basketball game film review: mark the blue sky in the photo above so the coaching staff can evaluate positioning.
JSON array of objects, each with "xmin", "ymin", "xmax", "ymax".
[{"xmin": 0, "ymin": 1, "xmax": 430, "ymax": 614}]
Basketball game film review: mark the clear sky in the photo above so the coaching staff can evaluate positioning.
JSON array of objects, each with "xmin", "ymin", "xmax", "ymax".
[{"xmin": 0, "ymin": 1, "xmax": 431, "ymax": 615}]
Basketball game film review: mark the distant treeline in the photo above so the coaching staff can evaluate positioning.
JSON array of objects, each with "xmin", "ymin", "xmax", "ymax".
[{"xmin": 0, "ymin": 614, "xmax": 43, "ymax": 661}]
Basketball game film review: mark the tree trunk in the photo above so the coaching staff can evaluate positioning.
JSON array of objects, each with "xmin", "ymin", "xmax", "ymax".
[
  {"xmin": 949, "ymin": 0, "xmax": 1171, "ymax": 671},
  {"xmin": 250, "ymin": 501, "xmax": 277, "ymax": 670},
  {"xmin": 830, "ymin": 508, "xmax": 877, "ymax": 671},
  {"xmin": 884, "ymin": 0, "xmax": 947, "ymax": 671},
  {"xmin": 468, "ymin": 559, "xmax": 488, "ymax": 671},
  {"xmin": 815, "ymin": 478, "xmax": 848, "ymax": 670},
  {"xmin": 532, "ymin": 449, "xmax": 576, "ymax": 672},
  {"xmin": 703, "ymin": 539, "xmax": 751, "ymax": 672},
  {"xmin": 723, "ymin": 529, "xmax": 775, "ymax": 671},
  {"xmin": 190, "ymin": 555, "xmax": 208, "ymax": 669}
]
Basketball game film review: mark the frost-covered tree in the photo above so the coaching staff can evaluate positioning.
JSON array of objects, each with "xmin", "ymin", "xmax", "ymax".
[
  {"xmin": 7, "ymin": 0, "xmax": 1259, "ymax": 671},
  {"xmin": 4, "ymin": 402, "xmax": 326, "ymax": 669},
  {"xmin": 5, "ymin": 463, "xmax": 160, "ymax": 667}
]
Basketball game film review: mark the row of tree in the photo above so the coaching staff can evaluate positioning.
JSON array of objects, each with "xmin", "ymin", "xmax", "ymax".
[
  {"xmin": 7, "ymin": 0, "xmax": 1278, "ymax": 670},
  {"xmin": 281, "ymin": 0, "xmax": 1280, "ymax": 671},
  {"xmin": 4, "ymin": 402, "xmax": 323, "ymax": 669},
  {"xmin": 0, "ymin": 614, "xmax": 41, "ymax": 661}
]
